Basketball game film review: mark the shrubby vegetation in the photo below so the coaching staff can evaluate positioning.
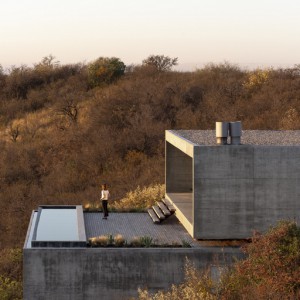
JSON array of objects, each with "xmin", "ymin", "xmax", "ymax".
[
  {"xmin": 137, "ymin": 221, "xmax": 300, "ymax": 300},
  {"xmin": 88, "ymin": 233, "xmax": 190, "ymax": 248},
  {"xmin": 142, "ymin": 54, "xmax": 178, "ymax": 72},
  {"xmin": 83, "ymin": 184, "xmax": 165, "ymax": 212},
  {"xmin": 88, "ymin": 234, "xmax": 191, "ymax": 248},
  {"xmin": 221, "ymin": 221, "xmax": 300, "ymax": 299},
  {"xmin": 0, "ymin": 276, "xmax": 22, "ymax": 300},
  {"xmin": 0, "ymin": 249, "xmax": 22, "ymax": 300},
  {"xmin": 111, "ymin": 184, "xmax": 165, "ymax": 211},
  {"xmin": 1, "ymin": 55, "xmax": 300, "ymax": 298},
  {"xmin": 87, "ymin": 56, "xmax": 126, "ymax": 88}
]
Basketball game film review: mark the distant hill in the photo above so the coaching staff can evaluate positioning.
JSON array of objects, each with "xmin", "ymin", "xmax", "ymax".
[{"xmin": 1, "ymin": 57, "xmax": 300, "ymax": 250}]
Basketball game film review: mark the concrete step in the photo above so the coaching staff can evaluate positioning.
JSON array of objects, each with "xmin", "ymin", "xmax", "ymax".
[
  {"xmin": 162, "ymin": 198, "xmax": 176, "ymax": 213},
  {"xmin": 152, "ymin": 205, "xmax": 166, "ymax": 220},
  {"xmin": 147, "ymin": 208, "xmax": 160, "ymax": 224},
  {"xmin": 157, "ymin": 201, "xmax": 171, "ymax": 216}
]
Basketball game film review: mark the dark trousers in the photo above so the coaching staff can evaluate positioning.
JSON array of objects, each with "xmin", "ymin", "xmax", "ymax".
[{"xmin": 102, "ymin": 200, "xmax": 108, "ymax": 217}]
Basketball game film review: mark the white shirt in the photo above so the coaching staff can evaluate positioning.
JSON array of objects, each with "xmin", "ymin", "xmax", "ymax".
[{"xmin": 101, "ymin": 190, "xmax": 110, "ymax": 200}]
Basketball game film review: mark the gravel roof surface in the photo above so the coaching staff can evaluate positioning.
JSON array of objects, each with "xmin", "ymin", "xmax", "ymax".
[{"xmin": 171, "ymin": 130, "xmax": 300, "ymax": 146}]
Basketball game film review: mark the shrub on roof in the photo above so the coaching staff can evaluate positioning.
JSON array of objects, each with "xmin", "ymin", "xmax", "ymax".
[{"xmin": 111, "ymin": 184, "xmax": 165, "ymax": 211}]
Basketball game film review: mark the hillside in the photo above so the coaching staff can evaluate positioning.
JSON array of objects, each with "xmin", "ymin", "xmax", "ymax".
[
  {"xmin": 1, "ymin": 56, "xmax": 300, "ymax": 298},
  {"xmin": 1, "ymin": 57, "xmax": 300, "ymax": 248}
]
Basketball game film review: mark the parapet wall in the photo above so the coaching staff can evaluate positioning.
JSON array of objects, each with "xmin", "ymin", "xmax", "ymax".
[{"xmin": 23, "ymin": 247, "xmax": 243, "ymax": 300}]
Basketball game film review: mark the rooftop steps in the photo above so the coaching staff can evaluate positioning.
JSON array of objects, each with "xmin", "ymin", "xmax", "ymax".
[
  {"xmin": 147, "ymin": 199, "xmax": 176, "ymax": 224},
  {"xmin": 162, "ymin": 198, "xmax": 176, "ymax": 213},
  {"xmin": 147, "ymin": 208, "xmax": 160, "ymax": 224},
  {"xmin": 157, "ymin": 201, "xmax": 171, "ymax": 216},
  {"xmin": 152, "ymin": 205, "xmax": 166, "ymax": 220}
]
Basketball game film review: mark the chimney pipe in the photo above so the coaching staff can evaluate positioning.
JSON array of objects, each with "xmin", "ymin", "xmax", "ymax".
[
  {"xmin": 216, "ymin": 122, "xmax": 229, "ymax": 145},
  {"xmin": 229, "ymin": 121, "xmax": 242, "ymax": 145}
]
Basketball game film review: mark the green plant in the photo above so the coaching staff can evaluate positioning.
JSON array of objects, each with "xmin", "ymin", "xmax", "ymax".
[
  {"xmin": 139, "ymin": 236, "xmax": 154, "ymax": 248},
  {"xmin": 221, "ymin": 221, "xmax": 300, "ymax": 299},
  {"xmin": 0, "ymin": 276, "xmax": 22, "ymax": 300},
  {"xmin": 243, "ymin": 69, "xmax": 270, "ymax": 92},
  {"xmin": 107, "ymin": 234, "xmax": 114, "ymax": 246},
  {"xmin": 88, "ymin": 56, "xmax": 125, "ymax": 88},
  {"xmin": 181, "ymin": 240, "xmax": 191, "ymax": 248}
]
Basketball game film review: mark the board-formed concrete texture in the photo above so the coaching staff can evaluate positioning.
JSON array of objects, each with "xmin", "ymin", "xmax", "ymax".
[
  {"xmin": 23, "ymin": 247, "xmax": 243, "ymax": 300},
  {"xmin": 166, "ymin": 130, "xmax": 300, "ymax": 239},
  {"xmin": 23, "ymin": 209, "xmax": 244, "ymax": 300}
]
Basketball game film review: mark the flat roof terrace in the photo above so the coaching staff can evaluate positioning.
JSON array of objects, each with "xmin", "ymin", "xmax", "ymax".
[
  {"xmin": 171, "ymin": 130, "xmax": 300, "ymax": 146},
  {"xmin": 84, "ymin": 212, "xmax": 199, "ymax": 247}
]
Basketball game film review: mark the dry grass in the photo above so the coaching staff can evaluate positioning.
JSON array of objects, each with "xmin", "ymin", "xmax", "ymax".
[
  {"xmin": 197, "ymin": 240, "xmax": 250, "ymax": 247},
  {"xmin": 111, "ymin": 184, "xmax": 165, "ymax": 211},
  {"xmin": 89, "ymin": 235, "xmax": 109, "ymax": 247},
  {"xmin": 114, "ymin": 234, "xmax": 125, "ymax": 247}
]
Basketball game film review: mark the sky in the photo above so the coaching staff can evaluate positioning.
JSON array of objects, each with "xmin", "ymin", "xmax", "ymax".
[{"xmin": 1, "ymin": 0, "xmax": 300, "ymax": 71}]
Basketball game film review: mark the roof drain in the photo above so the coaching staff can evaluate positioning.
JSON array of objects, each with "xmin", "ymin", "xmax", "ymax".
[
  {"xmin": 229, "ymin": 121, "xmax": 242, "ymax": 145},
  {"xmin": 216, "ymin": 122, "xmax": 229, "ymax": 145}
]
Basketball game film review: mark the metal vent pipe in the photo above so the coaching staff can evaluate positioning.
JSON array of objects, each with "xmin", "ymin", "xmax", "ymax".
[
  {"xmin": 216, "ymin": 122, "xmax": 229, "ymax": 145},
  {"xmin": 229, "ymin": 121, "xmax": 242, "ymax": 145}
]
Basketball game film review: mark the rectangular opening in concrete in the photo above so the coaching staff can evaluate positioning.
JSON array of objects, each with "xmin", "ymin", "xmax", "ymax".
[
  {"xmin": 29, "ymin": 205, "xmax": 87, "ymax": 248},
  {"xmin": 165, "ymin": 193, "xmax": 193, "ymax": 223},
  {"xmin": 166, "ymin": 142, "xmax": 193, "ymax": 235}
]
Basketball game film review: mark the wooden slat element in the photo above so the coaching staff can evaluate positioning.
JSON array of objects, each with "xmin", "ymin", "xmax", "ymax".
[
  {"xmin": 157, "ymin": 202, "xmax": 171, "ymax": 216},
  {"xmin": 162, "ymin": 198, "xmax": 176, "ymax": 213},
  {"xmin": 147, "ymin": 208, "xmax": 160, "ymax": 224},
  {"xmin": 152, "ymin": 205, "xmax": 166, "ymax": 220}
]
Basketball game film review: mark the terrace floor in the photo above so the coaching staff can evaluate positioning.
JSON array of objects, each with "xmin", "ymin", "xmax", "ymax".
[
  {"xmin": 166, "ymin": 193, "xmax": 193, "ymax": 223},
  {"xmin": 84, "ymin": 212, "xmax": 198, "ymax": 247}
]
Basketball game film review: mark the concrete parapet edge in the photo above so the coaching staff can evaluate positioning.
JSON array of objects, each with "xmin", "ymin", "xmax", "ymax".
[{"xmin": 23, "ymin": 247, "xmax": 244, "ymax": 300}]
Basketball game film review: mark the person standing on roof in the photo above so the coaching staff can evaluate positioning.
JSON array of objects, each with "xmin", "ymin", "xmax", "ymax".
[{"xmin": 101, "ymin": 183, "xmax": 110, "ymax": 219}]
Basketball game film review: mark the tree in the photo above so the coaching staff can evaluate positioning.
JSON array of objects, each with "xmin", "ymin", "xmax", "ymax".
[
  {"xmin": 57, "ymin": 100, "xmax": 79, "ymax": 125},
  {"xmin": 0, "ymin": 64, "xmax": 6, "ymax": 92},
  {"xmin": 222, "ymin": 221, "xmax": 300, "ymax": 299},
  {"xmin": 87, "ymin": 57, "xmax": 126, "ymax": 88},
  {"xmin": 8, "ymin": 124, "xmax": 20, "ymax": 142},
  {"xmin": 142, "ymin": 55, "xmax": 178, "ymax": 72},
  {"xmin": 138, "ymin": 221, "xmax": 300, "ymax": 300},
  {"xmin": 5, "ymin": 65, "xmax": 31, "ymax": 99},
  {"xmin": 34, "ymin": 54, "xmax": 60, "ymax": 69}
]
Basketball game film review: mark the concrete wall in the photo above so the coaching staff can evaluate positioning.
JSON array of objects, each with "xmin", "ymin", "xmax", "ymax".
[
  {"xmin": 23, "ymin": 247, "xmax": 243, "ymax": 300},
  {"xmin": 166, "ymin": 142, "xmax": 193, "ymax": 193},
  {"xmin": 253, "ymin": 146, "xmax": 300, "ymax": 231},
  {"xmin": 194, "ymin": 145, "xmax": 300, "ymax": 239}
]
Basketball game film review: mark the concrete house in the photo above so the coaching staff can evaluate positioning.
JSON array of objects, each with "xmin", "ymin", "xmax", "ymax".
[
  {"xmin": 23, "ymin": 123, "xmax": 300, "ymax": 299},
  {"xmin": 23, "ymin": 205, "xmax": 242, "ymax": 299},
  {"xmin": 166, "ymin": 123, "xmax": 300, "ymax": 239}
]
